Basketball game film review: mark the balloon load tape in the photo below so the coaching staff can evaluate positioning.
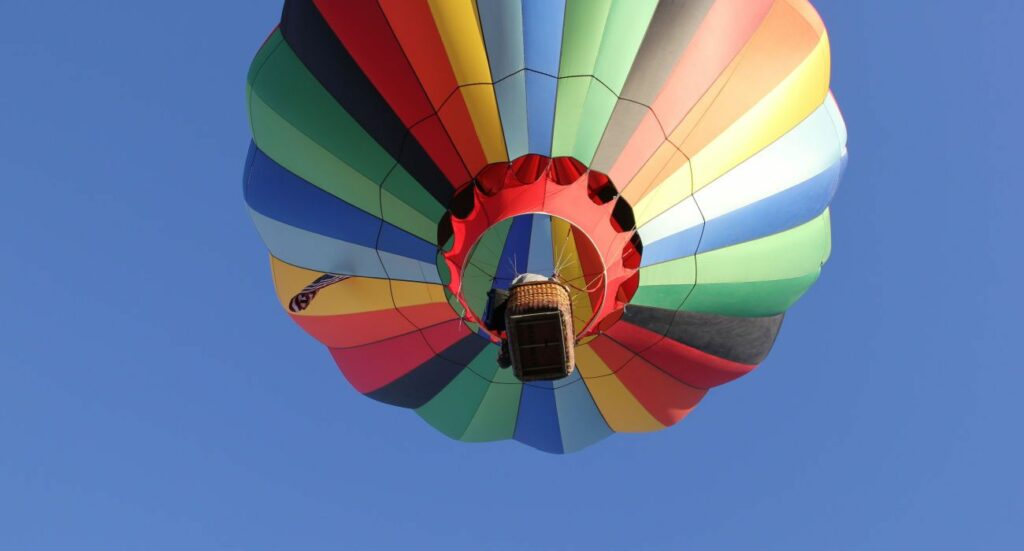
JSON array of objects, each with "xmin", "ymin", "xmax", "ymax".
[{"xmin": 501, "ymin": 279, "xmax": 575, "ymax": 382}]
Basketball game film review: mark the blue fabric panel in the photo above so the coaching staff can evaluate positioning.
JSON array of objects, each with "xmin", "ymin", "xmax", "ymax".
[
  {"xmin": 554, "ymin": 371, "xmax": 613, "ymax": 452},
  {"xmin": 247, "ymin": 209, "xmax": 387, "ymax": 278},
  {"xmin": 697, "ymin": 159, "xmax": 842, "ymax": 254},
  {"xmin": 494, "ymin": 72, "xmax": 530, "ymax": 160},
  {"xmin": 525, "ymin": 72, "xmax": 557, "ymax": 155},
  {"xmin": 478, "ymin": 0, "xmax": 525, "ymax": 79},
  {"xmin": 378, "ymin": 224, "xmax": 438, "ymax": 265},
  {"xmin": 244, "ymin": 143, "xmax": 381, "ymax": 248},
  {"xmin": 640, "ymin": 225, "xmax": 703, "ymax": 267},
  {"xmin": 377, "ymin": 251, "xmax": 443, "ymax": 284},
  {"xmin": 247, "ymin": 143, "xmax": 440, "ymax": 271},
  {"xmin": 493, "ymin": 215, "xmax": 534, "ymax": 289},
  {"xmin": 639, "ymin": 156, "xmax": 842, "ymax": 266},
  {"xmin": 527, "ymin": 214, "xmax": 555, "ymax": 276},
  {"xmin": 514, "ymin": 380, "xmax": 564, "ymax": 454},
  {"xmin": 522, "ymin": 0, "xmax": 565, "ymax": 75}
]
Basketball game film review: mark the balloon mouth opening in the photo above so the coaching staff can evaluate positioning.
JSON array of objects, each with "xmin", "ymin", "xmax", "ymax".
[{"xmin": 437, "ymin": 156, "xmax": 642, "ymax": 347}]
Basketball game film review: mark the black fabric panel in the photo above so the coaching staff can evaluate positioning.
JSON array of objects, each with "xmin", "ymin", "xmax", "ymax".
[
  {"xmin": 280, "ymin": 0, "xmax": 453, "ymax": 206},
  {"xmin": 366, "ymin": 335, "xmax": 489, "ymax": 408},
  {"xmin": 622, "ymin": 306, "xmax": 784, "ymax": 365},
  {"xmin": 433, "ymin": 332, "xmax": 491, "ymax": 366}
]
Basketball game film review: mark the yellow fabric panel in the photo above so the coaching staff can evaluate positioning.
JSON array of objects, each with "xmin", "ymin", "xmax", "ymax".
[
  {"xmin": 638, "ymin": 256, "xmax": 697, "ymax": 287},
  {"xmin": 786, "ymin": 0, "xmax": 826, "ymax": 34},
  {"xmin": 551, "ymin": 217, "xmax": 593, "ymax": 335},
  {"xmin": 390, "ymin": 279, "xmax": 450, "ymax": 309},
  {"xmin": 423, "ymin": 2, "xmax": 509, "ymax": 163},
  {"xmin": 668, "ymin": 1, "xmax": 821, "ymax": 149},
  {"xmin": 665, "ymin": 0, "xmax": 829, "ymax": 193},
  {"xmin": 631, "ymin": 151, "xmax": 693, "ymax": 227},
  {"xmin": 620, "ymin": 141, "xmax": 679, "ymax": 206},
  {"xmin": 687, "ymin": 34, "xmax": 830, "ymax": 193},
  {"xmin": 628, "ymin": 2, "xmax": 830, "ymax": 225},
  {"xmin": 427, "ymin": 0, "xmax": 491, "ymax": 84},
  {"xmin": 663, "ymin": 49, "xmax": 742, "ymax": 163},
  {"xmin": 577, "ymin": 345, "xmax": 664, "ymax": 432},
  {"xmin": 269, "ymin": 256, "xmax": 396, "ymax": 316},
  {"xmin": 459, "ymin": 86, "xmax": 509, "ymax": 163},
  {"xmin": 575, "ymin": 342, "xmax": 613, "ymax": 377}
]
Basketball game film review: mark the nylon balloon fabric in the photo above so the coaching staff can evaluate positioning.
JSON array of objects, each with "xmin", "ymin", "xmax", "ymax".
[{"xmin": 243, "ymin": 0, "xmax": 848, "ymax": 454}]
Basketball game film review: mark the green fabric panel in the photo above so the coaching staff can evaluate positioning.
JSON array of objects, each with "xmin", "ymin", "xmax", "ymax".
[
  {"xmin": 416, "ymin": 369, "xmax": 491, "ymax": 439},
  {"xmin": 821, "ymin": 209, "xmax": 833, "ymax": 263},
  {"xmin": 553, "ymin": 0, "xmax": 656, "ymax": 162},
  {"xmin": 459, "ymin": 347, "xmax": 521, "ymax": 442},
  {"xmin": 247, "ymin": 31, "xmax": 282, "ymax": 86},
  {"xmin": 462, "ymin": 266, "xmax": 496, "ymax": 321},
  {"xmin": 247, "ymin": 36, "xmax": 396, "ymax": 217},
  {"xmin": 633, "ymin": 256, "xmax": 696, "ymax": 309},
  {"xmin": 248, "ymin": 97, "xmax": 382, "ymax": 216},
  {"xmin": 416, "ymin": 348, "xmax": 500, "ymax": 439},
  {"xmin": 446, "ymin": 292, "xmax": 464, "ymax": 316},
  {"xmin": 567, "ymin": 82, "xmax": 618, "ymax": 164},
  {"xmin": 593, "ymin": 0, "xmax": 659, "ymax": 92},
  {"xmin": 683, "ymin": 273, "xmax": 822, "ymax": 317},
  {"xmin": 639, "ymin": 256, "xmax": 697, "ymax": 286},
  {"xmin": 461, "ymin": 379, "xmax": 522, "ymax": 443},
  {"xmin": 559, "ymin": 0, "xmax": 613, "ymax": 77},
  {"xmin": 382, "ymin": 167, "xmax": 446, "ymax": 243},
  {"xmin": 631, "ymin": 284, "xmax": 694, "ymax": 311},
  {"xmin": 436, "ymin": 252, "xmax": 453, "ymax": 286},
  {"xmin": 678, "ymin": 211, "xmax": 832, "ymax": 316},
  {"xmin": 551, "ymin": 77, "xmax": 593, "ymax": 158},
  {"xmin": 462, "ymin": 218, "xmax": 514, "ymax": 317},
  {"xmin": 247, "ymin": 38, "xmax": 395, "ymax": 181},
  {"xmin": 693, "ymin": 212, "xmax": 831, "ymax": 284}
]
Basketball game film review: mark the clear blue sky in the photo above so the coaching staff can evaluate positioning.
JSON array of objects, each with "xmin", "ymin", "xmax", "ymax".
[{"xmin": 2, "ymin": 1, "xmax": 1021, "ymax": 549}]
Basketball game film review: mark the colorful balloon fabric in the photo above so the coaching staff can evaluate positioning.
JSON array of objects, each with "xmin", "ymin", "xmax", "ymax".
[{"xmin": 244, "ymin": 0, "xmax": 848, "ymax": 453}]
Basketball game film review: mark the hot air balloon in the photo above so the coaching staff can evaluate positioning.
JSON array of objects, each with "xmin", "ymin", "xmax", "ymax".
[{"xmin": 243, "ymin": 0, "xmax": 848, "ymax": 453}]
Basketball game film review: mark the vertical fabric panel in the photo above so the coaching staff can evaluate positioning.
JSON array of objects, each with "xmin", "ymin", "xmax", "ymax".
[
  {"xmin": 527, "ymin": 214, "xmax": 555, "ymax": 276},
  {"xmin": 515, "ymin": 381, "xmax": 563, "ymax": 453},
  {"xmin": 554, "ymin": 372, "xmax": 614, "ymax": 452}
]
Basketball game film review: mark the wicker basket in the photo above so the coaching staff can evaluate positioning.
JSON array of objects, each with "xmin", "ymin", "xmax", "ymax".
[{"xmin": 504, "ymin": 280, "xmax": 575, "ymax": 381}]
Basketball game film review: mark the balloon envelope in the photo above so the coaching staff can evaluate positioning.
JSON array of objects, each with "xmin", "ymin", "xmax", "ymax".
[{"xmin": 244, "ymin": 0, "xmax": 848, "ymax": 453}]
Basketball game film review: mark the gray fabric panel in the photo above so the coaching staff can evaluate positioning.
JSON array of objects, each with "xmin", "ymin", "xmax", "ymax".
[
  {"xmin": 590, "ymin": 99, "xmax": 652, "ymax": 173},
  {"xmin": 622, "ymin": 305, "xmax": 785, "ymax": 365},
  {"xmin": 619, "ymin": 0, "xmax": 717, "ymax": 104},
  {"xmin": 590, "ymin": 0, "xmax": 716, "ymax": 173}
]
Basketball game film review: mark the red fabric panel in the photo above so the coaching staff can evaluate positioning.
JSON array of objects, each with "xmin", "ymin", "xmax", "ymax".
[
  {"xmin": 330, "ymin": 331, "xmax": 437, "ymax": 393},
  {"xmin": 314, "ymin": 0, "xmax": 471, "ymax": 187},
  {"xmin": 606, "ymin": 321, "xmax": 756, "ymax": 388},
  {"xmin": 639, "ymin": 336, "xmax": 756, "ymax": 389},
  {"xmin": 615, "ymin": 357, "xmax": 706, "ymax": 427},
  {"xmin": 437, "ymin": 91, "xmax": 488, "ymax": 176},
  {"xmin": 420, "ymin": 318, "xmax": 475, "ymax": 355},
  {"xmin": 587, "ymin": 335, "xmax": 636, "ymax": 373},
  {"xmin": 604, "ymin": 320, "xmax": 664, "ymax": 354},
  {"xmin": 314, "ymin": 0, "xmax": 434, "ymax": 124},
  {"xmin": 409, "ymin": 117, "xmax": 471, "ymax": 186},
  {"xmin": 377, "ymin": 0, "xmax": 458, "ymax": 107},
  {"xmin": 292, "ymin": 309, "xmax": 416, "ymax": 349},
  {"xmin": 398, "ymin": 302, "xmax": 459, "ymax": 330}
]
